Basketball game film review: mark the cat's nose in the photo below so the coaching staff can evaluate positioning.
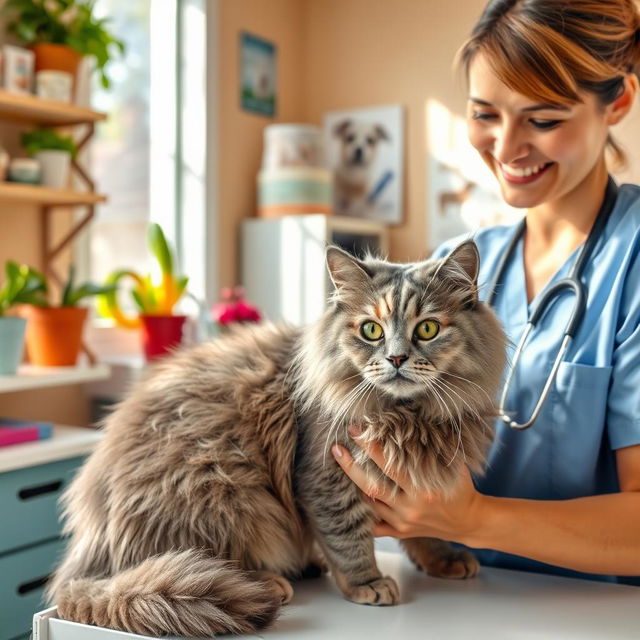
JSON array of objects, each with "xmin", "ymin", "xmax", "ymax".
[{"xmin": 386, "ymin": 355, "xmax": 408, "ymax": 369}]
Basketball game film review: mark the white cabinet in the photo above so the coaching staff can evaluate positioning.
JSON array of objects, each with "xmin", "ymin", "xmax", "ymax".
[{"xmin": 242, "ymin": 214, "xmax": 388, "ymax": 325}]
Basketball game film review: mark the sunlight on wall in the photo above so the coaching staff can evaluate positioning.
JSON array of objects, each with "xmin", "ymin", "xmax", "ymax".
[
  {"xmin": 425, "ymin": 98, "xmax": 523, "ymax": 251},
  {"xmin": 279, "ymin": 217, "xmax": 327, "ymax": 325},
  {"xmin": 149, "ymin": 0, "xmax": 177, "ymax": 240},
  {"xmin": 178, "ymin": 0, "xmax": 207, "ymax": 302}
]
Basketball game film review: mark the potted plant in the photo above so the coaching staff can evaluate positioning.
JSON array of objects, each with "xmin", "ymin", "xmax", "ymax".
[
  {"xmin": 98, "ymin": 223, "xmax": 190, "ymax": 360},
  {"xmin": 4, "ymin": 0, "xmax": 125, "ymax": 91},
  {"xmin": 0, "ymin": 261, "xmax": 47, "ymax": 374},
  {"xmin": 21, "ymin": 264, "xmax": 115, "ymax": 366},
  {"xmin": 21, "ymin": 128, "xmax": 77, "ymax": 188}
]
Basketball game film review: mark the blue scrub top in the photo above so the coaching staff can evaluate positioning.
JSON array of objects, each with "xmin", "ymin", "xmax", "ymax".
[{"xmin": 432, "ymin": 183, "xmax": 640, "ymax": 585}]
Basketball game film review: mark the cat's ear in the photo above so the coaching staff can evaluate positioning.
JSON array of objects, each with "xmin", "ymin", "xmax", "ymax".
[
  {"xmin": 326, "ymin": 246, "xmax": 373, "ymax": 291},
  {"xmin": 441, "ymin": 240, "xmax": 480, "ymax": 307}
]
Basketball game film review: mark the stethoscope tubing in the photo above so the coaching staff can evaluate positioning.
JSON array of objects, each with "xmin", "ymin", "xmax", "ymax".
[{"xmin": 489, "ymin": 177, "xmax": 619, "ymax": 430}]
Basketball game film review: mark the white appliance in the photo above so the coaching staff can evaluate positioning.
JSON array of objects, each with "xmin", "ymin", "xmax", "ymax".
[{"xmin": 242, "ymin": 214, "xmax": 389, "ymax": 325}]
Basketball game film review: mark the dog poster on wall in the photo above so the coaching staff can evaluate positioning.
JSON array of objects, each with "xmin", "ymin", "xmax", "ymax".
[{"xmin": 324, "ymin": 104, "xmax": 404, "ymax": 224}]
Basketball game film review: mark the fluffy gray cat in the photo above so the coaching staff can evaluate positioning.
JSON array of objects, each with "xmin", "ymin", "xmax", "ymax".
[{"xmin": 49, "ymin": 240, "xmax": 506, "ymax": 637}]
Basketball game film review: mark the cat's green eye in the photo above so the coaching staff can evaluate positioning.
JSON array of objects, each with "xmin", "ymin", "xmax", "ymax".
[
  {"xmin": 360, "ymin": 321, "xmax": 384, "ymax": 341},
  {"xmin": 415, "ymin": 320, "xmax": 440, "ymax": 341}
]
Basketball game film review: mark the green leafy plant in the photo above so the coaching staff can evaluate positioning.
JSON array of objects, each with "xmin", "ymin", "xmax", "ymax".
[
  {"xmin": 98, "ymin": 223, "xmax": 189, "ymax": 328},
  {"xmin": 59, "ymin": 265, "xmax": 115, "ymax": 307},
  {"xmin": 4, "ymin": 0, "xmax": 125, "ymax": 88},
  {"xmin": 21, "ymin": 128, "xmax": 78, "ymax": 157},
  {"xmin": 1, "ymin": 261, "xmax": 115, "ymax": 311},
  {"xmin": 0, "ymin": 261, "xmax": 48, "ymax": 315}
]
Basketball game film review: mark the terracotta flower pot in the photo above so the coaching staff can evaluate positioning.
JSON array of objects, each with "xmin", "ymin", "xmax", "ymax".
[
  {"xmin": 139, "ymin": 315, "xmax": 187, "ymax": 361},
  {"xmin": 23, "ymin": 306, "xmax": 88, "ymax": 367},
  {"xmin": 30, "ymin": 43, "xmax": 83, "ymax": 97}
]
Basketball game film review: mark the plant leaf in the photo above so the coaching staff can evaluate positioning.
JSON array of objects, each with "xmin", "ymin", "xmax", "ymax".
[
  {"xmin": 61, "ymin": 264, "xmax": 75, "ymax": 306},
  {"xmin": 148, "ymin": 223, "xmax": 173, "ymax": 275}
]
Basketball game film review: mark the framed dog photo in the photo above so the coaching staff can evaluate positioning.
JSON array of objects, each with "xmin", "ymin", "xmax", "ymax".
[
  {"xmin": 324, "ymin": 104, "xmax": 404, "ymax": 225},
  {"xmin": 240, "ymin": 32, "xmax": 277, "ymax": 117}
]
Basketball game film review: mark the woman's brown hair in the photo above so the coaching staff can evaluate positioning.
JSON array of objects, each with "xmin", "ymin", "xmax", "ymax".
[{"xmin": 458, "ymin": 0, "xmax": 640, "ymax": 165}]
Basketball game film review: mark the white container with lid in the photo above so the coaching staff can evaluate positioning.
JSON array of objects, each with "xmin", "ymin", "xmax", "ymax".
[{"xmin": 262, "ymin": 124, "xmax": 324, "ymax": 170}]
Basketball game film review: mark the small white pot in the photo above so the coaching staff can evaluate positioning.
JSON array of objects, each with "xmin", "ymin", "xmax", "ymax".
[{"xmin": 34, "ymin": 150, "xmax": 71, "ymax": 189}]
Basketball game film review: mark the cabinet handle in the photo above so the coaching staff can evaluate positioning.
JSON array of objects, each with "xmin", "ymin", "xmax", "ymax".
[
  {"xmin": 18, "ymin": 574, "xmax": 50, "ymax": 595},
  {"xmin": 18, "ymin": 480, "xmax": 63, "ymax": 500}
]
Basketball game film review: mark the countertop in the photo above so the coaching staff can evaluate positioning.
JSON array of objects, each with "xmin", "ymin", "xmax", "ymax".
[{"xmin": 33, "ymin": 551, "xmax": 639, "ymax": 640}]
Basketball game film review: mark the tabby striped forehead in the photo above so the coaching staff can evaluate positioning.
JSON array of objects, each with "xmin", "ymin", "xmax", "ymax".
[{"xmin": 364, "ymin": 262, "xmax": 454, "ymax": 320}]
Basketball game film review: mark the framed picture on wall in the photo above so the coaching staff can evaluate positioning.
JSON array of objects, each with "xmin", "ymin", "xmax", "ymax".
[
  {"xmin": 324, "ymin": 104, "xmax": 404, "ymax": 225},
  {"xmin": 240, "ymin": 32, "xmax": 277, "ymax": 117}
]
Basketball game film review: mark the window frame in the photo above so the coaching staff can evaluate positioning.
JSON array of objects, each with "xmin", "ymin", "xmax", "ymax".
[{"xmin": 77, "ymin": 0, "xmax": 219, "ymax": 359}]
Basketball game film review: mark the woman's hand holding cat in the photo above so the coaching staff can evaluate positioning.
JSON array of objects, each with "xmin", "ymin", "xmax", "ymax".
[{"xmin": 332, "ymin": 428, "xmax": 485, "ymax": 545}]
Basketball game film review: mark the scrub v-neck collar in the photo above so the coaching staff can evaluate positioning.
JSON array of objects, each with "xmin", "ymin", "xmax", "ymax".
[{"xmin": 514, "ymin": 229, "xmax": 582, "ymax": 319}]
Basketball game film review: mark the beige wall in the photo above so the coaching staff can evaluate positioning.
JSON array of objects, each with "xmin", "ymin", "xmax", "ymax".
[
  {"xmin": 214, "ymin": 0, "xmax": 487, "ymax": 284},
  {"xmin": 215, "ymin": 0, "xmax": 640, "ymax": 284},
  {"xmin": 301, "ymin": 0, "xmax": 487, "ymax": 262},
  {"xmin": 217, "ymin": 0, "xmax": 306, "ymax": 290}
]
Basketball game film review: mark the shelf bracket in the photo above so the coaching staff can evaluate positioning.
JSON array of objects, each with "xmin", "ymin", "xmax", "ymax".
[
  {"xmin": 71, "ymin": 123, "xmax": 96, "ymax": 192},
  {"xmin": 40, "ymin": 121, "xmax": 98, "ymax": 286},
  {"xmin": 38, "ymin": 122, "xmax": 100, "ymax": 366},
  {"xmin": 41, "ymin": 205, "xmax": 95, "ymax": 288}
]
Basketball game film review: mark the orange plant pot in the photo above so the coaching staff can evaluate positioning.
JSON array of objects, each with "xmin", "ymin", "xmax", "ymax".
[
  {"xmin": 30, "ymin": 43, "xmax": 83, "ymax": 94},
  {"xmin": 23, "ymin": 306, "xmax": 88, "ymax": 367}
]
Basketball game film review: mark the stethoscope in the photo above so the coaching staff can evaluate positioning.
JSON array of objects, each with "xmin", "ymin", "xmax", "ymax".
[{"xmin": 486, "ymin": 176, "xmax": 619, "ymax": 430}]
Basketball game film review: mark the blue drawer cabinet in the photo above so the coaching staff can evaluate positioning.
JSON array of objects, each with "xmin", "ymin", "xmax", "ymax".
[
  {"xmin": 0, "ymin": 456, "xmax": 86, "ymax": 640},
  {"xmin": 0, "ymin": 456, "xmax": 84, "ymax": 555},
  {"xmin": 0, "ymin": 537, "xmax": 66, "ymax": 640}
]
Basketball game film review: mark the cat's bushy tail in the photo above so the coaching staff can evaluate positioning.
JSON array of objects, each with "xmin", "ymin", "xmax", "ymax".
[{"xmin": 54, "ymin": 549, "xmax": 281, "ymax": 637}]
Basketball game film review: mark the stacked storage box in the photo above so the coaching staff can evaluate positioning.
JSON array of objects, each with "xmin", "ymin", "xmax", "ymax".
[{"xmin": 257, "ymin": 124, "xmax": 333, "ymax": 218}]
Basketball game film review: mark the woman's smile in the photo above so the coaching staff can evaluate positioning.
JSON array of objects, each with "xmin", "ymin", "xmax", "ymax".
[{"xmin": 499, "ymin": 161, "xmax": 555, "ymax": 184}]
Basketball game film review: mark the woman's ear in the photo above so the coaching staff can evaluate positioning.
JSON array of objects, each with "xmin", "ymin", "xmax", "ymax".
[{"xmin": 606, "ymin": 74, "xmax": 639, "ymax": 125}]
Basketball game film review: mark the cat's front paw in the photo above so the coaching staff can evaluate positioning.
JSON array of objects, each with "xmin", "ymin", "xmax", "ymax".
[
  {"xmin": 345, "ymin": 576, "xmax": 400, "ymax": 606},
  {"xmin": 418, "ymin": 548, "xmax": 480, "ymax": 579}
]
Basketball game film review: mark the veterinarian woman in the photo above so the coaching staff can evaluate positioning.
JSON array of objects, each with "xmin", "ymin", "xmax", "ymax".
[{"xmin": 333, "ymin": 0, "xmax": 640, "ymax": 585}]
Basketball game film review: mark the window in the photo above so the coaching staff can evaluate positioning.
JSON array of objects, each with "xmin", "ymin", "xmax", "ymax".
[
  {"xmin": 81, "ymin": 0, "xmax": 213, "ymax": 313},
  {"xmin": 89, "ymin": 0, "xmax": 152, "ymax": 295},
  {"xmin": 80, "ymin": 0, "xmax": 215, "ymax": 356}
]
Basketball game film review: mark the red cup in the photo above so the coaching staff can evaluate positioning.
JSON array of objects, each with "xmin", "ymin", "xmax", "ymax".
[{"xmin": 139, "ymin": 315, "xmax": 187, "ymax": 361}]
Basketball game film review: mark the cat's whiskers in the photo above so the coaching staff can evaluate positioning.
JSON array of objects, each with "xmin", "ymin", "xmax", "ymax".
[
  {"xmin": 417, "ymin": 372, "xmax": 449, "ymax": 419},
  {"xmin": 436, "ymin": 378, "xmax": 489, "ymax": 441},
  {"xmin": 428, "ymin": 376, "xmax": 467, "ymax": 466},
  {"xmin": 414, "ymin": 365, "xmax": 483, "ymax": 426},
  {"xmin": 432, "ymin": 376, "xmax": 483, "ymax": 426},
  {"xmin": 321, "ymin": 378, "xmax": 373, "ymax": 465},
  {"xmin": 437, "ymin": 370, "xmax": 494, "ymax": 406},
  {"xmin": 324, "ymin": 380, "xmax": 373, "ymax": 465},
  {"xmin": 420, "ymin": 375, "xmax": 459, "ymax": 449},
  {"xmin": 418, "ymin": 373, "xmax": 466, "ymax": 468}
]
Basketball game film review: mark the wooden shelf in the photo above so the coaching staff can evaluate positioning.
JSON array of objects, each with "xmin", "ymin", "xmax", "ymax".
[
  {"xmin": 0, "ymin": 182, "xmax": 106, "ymax": 206},
  {"xmin": 0, "ymin": 364, "xmax": 111, "ymax": 394},
  {"xmin": 0, "ymin": 424, "xmax": 103, "ymax": 473},
  {"xmin": 0, "ymin": 89, "xmax": 106, "ymax": 126}
]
